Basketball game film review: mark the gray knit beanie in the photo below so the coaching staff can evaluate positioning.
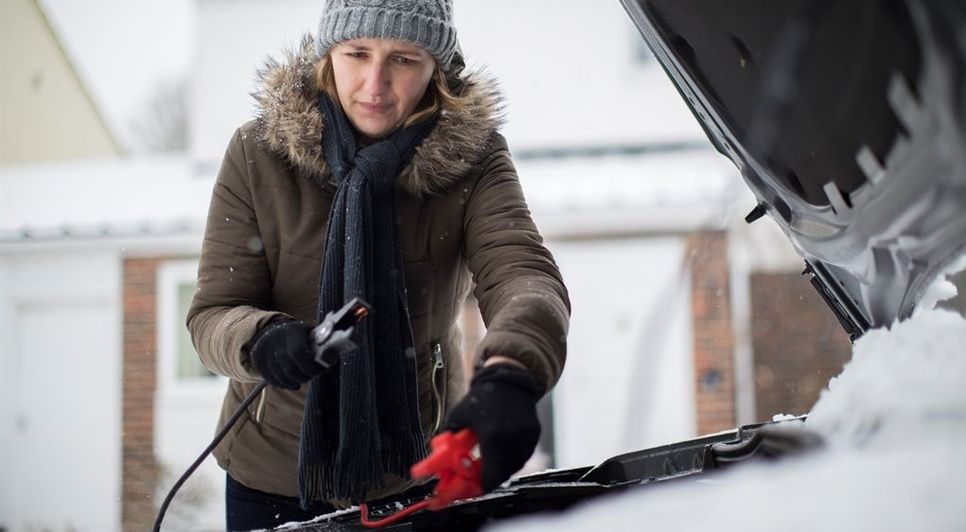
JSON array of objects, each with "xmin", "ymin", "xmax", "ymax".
[{"xmin": 317, "ymin": 0, "xmax": 458, "ymax": 69}]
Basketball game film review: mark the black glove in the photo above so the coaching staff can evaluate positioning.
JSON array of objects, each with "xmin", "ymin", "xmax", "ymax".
[
  {"xmin": 441, "ymin": 363, "xmax": 542, "ymax": 492},
  {"xmin": 248, "ymin": 319, "xmax": 325, "ymax": 390}
]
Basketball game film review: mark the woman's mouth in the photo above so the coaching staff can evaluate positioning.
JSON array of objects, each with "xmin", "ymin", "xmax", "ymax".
[{"xmin": 359, "ymin": 102, "xmax": 392, "ymax": 114}]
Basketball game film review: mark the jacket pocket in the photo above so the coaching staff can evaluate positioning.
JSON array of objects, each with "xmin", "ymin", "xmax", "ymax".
[{"xmin": 431, "ymin": 342, "xmax": 447, "ymax": 433}]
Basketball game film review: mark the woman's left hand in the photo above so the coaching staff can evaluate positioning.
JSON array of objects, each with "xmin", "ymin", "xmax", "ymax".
[{"xmin": 439, "ymin": 362, "xmax": 541, "ymax": 492}]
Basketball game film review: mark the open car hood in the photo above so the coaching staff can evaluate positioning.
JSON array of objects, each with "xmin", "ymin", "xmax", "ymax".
[{"xmin": 620, "ymin": 0, "xmax": 966, "ymax": 338}]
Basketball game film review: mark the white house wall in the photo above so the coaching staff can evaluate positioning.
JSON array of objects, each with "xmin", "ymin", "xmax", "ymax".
[
  {"xmin": 549, "ymin": 237, "xmax": 695, "ymax": 468},
  {"xmin": 0, "ymin": 250, "xmax": 122, "ymax": 531}
]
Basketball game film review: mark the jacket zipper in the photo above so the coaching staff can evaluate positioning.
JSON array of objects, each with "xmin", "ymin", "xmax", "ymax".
[
  {"xmin": 254, "ymin": 387, "xmax": 267, "ymax": 424},
  {"xmin": 431, "ymin": 342, "xmax": 447, "ymax": 433}
]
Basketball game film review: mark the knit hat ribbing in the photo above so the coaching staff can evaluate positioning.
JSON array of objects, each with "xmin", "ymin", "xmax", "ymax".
[{"xmin": 317, "ymin": 0, "xmax": 457, "ymax": 69}]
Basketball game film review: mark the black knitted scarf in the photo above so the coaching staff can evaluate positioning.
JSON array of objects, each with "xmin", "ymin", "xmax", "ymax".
[{"xmin": 299, "ymin": 94, "xmax": 435, "ymax": 506}]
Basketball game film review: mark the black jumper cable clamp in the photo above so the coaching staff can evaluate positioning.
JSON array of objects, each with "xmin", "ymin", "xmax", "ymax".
[{"xmin": 152, "ymin": 297, "xmax": 371, "ymax": 532}]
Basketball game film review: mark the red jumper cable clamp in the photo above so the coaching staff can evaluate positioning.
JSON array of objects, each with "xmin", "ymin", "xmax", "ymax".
[{"xmin": 359, "ymin": 429, "xmax": 483, "ymax": 528}]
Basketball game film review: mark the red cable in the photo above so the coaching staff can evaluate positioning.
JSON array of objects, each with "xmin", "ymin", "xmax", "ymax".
[{"xmin": 359, "ymin": 500, "xmax": 432, "ymax": 528}]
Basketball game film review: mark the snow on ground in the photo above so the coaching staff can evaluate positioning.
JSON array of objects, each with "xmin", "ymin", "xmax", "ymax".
[{"xmin": 489, "ymin": 308, "xmax": 966, "ymax": 530}]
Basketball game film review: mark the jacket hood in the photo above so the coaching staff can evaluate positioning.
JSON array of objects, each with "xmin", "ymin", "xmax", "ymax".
[{"xmin": 252, "ymin": 35, "xmax": 505, "ymax": 198}]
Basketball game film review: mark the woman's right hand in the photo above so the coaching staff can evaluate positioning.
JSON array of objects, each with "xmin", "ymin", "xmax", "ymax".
[{"xmin": 248, "ymin": 319, "xmax": 326, "ymax": 389}]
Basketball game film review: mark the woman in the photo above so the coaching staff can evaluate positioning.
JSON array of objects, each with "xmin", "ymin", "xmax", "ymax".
[{"xmin": 187, "ymin": 0, "xmax": 570, "ymax": 529}]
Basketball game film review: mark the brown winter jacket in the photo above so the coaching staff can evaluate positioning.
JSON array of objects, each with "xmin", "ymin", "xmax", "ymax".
[{"xmin": 187, "ymin": 39, "xmax": 570, "ymax": 502}]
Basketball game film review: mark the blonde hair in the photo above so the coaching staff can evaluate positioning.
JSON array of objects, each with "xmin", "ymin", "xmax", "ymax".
[{"xmin": 314, "ymin": 53, "xmax": 467, "ymax": 128}]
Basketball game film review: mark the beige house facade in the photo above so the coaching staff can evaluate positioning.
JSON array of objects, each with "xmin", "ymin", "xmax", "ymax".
[{"xmin": 1, "ymin": 0, "xmax": 120, "ymax": 165}]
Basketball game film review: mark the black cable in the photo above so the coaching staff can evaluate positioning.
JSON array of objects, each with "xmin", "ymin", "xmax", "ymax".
[{"xmin": 152, "ymin": 380, "xmax": 267, "ymax": 532}]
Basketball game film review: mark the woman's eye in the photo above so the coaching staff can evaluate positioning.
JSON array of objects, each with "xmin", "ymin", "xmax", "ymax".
[
  {"xmin": 347, "ymin": 52, "xmax": 367, "ymax": 59},
  {"xmin": 392, "ymin": 56, "xmax": 414, "ymax": 64}
]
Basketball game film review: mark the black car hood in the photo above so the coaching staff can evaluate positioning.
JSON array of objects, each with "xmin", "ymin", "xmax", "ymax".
[
  {"xmin": 620, "ymin": 0, "xmax": 966, "ymax": 337},
  {"xmin": 287, "ymin": 419, "xmax": 818, "ymax": 531}
]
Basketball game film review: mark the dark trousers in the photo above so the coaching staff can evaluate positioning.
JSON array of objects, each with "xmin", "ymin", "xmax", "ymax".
[{"xmin": 225, "ymin": 474, "xmax": 337, "ymax": 531}]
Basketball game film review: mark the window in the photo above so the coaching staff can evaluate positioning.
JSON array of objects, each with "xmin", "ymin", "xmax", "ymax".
[
  {"xmin": 158, "ymin": 259, "xmax": 220, "ymax": 390},
  {"xmin": 174, "ymin": 281, "xmax": 214, "ymax": 379}
]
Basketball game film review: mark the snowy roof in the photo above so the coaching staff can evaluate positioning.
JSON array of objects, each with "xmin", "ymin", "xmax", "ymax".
[
  {"xmin": 0, "ymin": 145, "xmax": 741, "ymax": 249},
  {"xmin": 0, "ymin": 156, "xmax": 212, "ymax": 244},
  {"xmin": 516, "ymin": 146, "xmax": 743, "ymax": 237}
]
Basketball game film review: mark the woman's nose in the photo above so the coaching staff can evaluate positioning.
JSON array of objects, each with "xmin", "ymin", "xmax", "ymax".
[{"xmin": 363, "ymin": 60, "xmax": 389, "ymax": 96}]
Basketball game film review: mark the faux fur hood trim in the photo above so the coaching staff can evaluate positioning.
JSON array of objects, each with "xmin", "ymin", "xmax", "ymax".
[{"xmin": 252, "ymin": 36, "xmax": 505, "ymax": 198}]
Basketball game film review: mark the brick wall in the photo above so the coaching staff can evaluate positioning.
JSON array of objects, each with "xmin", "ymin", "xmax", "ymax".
[
  {"xmin": 688, "ymin": 231, "xmax": 736, "ymax": 435},
  {"xmin": 750, "ymin": 272, "xmax": 852, "ymax": 420},
  {"xmin": 122, "ymin": 257, "xmax": 161, "ymax": 532}
]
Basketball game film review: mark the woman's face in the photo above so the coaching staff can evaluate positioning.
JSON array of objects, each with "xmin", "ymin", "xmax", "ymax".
[{"xmin": 330, "ymin": 38, "xmax": 436, "ymax": 141}]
